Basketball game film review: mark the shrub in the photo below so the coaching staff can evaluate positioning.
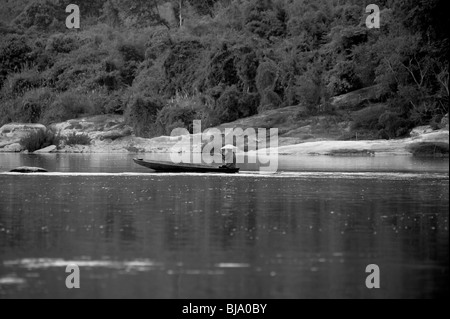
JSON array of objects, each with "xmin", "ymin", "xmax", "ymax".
[
  {"xmin": 243, "ymin": 0, "xmax": 287, "ymax": 40},
  {"xmin": 215, "ymin": 86, "xmax": 259, "ymax": 123},
  {"xmin": 163, "ymin": 41, "xmax": 205, "ymax": 96},
  {"xmin": 2, "ymin": 69, "xmax": 42, "ymax": 96},
  {"xmin": 95, "ymin": 70, "xmax": 123, "ymax": 91},
  {"xmin": 256, "ymin": 60, "xmax": 279, "ymax": 93},
  {"xmin": 296, "ymin": 61, "xmax": 326, "ymax": 114},
  {"xmin": 0, "ymin": 98, "xmax": 19, "ymax": 126},
  {"xmin": 259, "ymin": 90, "xmax": 283, "ymax": 111},
  {"xmin": 155, "ymin": 105, "xmax": 198, "ymax": 136},
  {"xmin": 42, "ymin": 91, "xmax": 91, "ymax": 124},
  {"xmin": 378, "ymin": 111, "xmax": 413, "ymax": 139},
  {"xmin": 20, "ymin": 129, "xmax": 63, "ymax": 152},
  {"xmin": 408, "ymin": 142, "xmax": 449, "ymax": 157},
  {"xmin": 256, "ymin": 60, "xmax": 284, "ymax": 110},
  {"xmin": 205, "ymin": 44, "xmax": 259, "ymax": 93},
  {"xmin": 65, "ymin": 132, "xmax": 91, "ymax": 146},
  {"xmin": 117, "ymin": 42, "xmax": 145, "ymax": 62},
  {"xmin": 45, "ymin": 46, "xmax": 109, "ymax": 91},
  {"xmin": 131, "ymin": 62, "xmax": 166, "ymax": 98},
  {"xmin": 327, "ymin": 60, "xmax": 362, "ymax": 96},
  {"xmin": 351, "ymin": 104, "xmax": 387, "ymax": 130},
  {"xmin": 0, "ymin": 35, "xmax": 32, "ymax": 87},
  {"xmin": 87, "ymin": 89, "xmax": 126, "ymax": 115},
  {"xmin": 46, "ymin": 34, "xmax": 79, "ymax": 53},
  {"xmin": 124, "ymin": 95, "xmax": 164, "ymax": 137},
  {"xmin": 13, "ymin": 0, "xmax": 61, "ymax": 30},
  {"xmin": 13, "ymin": 88, "xmax": 55, "ymax": 123}
]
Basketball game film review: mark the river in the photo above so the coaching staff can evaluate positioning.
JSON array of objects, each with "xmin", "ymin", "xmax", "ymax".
[{"xmin": 0, "ymin": 154, "xmax": 448, "ymax": 298}]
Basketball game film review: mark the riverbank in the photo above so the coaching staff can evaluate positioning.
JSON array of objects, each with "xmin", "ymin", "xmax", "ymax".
[{"xmin": 0, "ymin": 112, "xmax": 448, "ymax": 157}]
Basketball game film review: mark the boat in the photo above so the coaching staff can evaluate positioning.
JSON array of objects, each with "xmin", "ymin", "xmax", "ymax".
[{"xmin": 133, "ymin": 158, "xmax": 240, "ymax": 173}]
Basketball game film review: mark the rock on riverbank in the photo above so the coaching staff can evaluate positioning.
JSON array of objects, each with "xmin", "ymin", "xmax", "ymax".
[
  {"xmin": 269, "ymin": 130, "xmax": 448, "ymax": 157},
  {"xmin": 0, "ymin": 113, "xmax": 448, "ymax": 157}
]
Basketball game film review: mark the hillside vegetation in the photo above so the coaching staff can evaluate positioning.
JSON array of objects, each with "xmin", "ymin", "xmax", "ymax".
[{"xmin": 0, "ymin": 0, "xmax": 448, "ymax": 140}]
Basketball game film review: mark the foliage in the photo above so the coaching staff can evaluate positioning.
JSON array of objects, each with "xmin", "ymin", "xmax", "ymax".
[
  {"xmin": 46, "ymin": 33, "xmax": 80, "ymax": 53},
  {"xmin": 11, "ymin": 87, "xmax": 55, "ymax": 123},
  {"xmin": 215, "ymin": 85, "xmax": 259, "ymax": 123},
  {"xmin": 65, "ymin": 132, "xmax": 92, "ymax": 146},
  {"xmin": 0, "ymin": 35, "xmax": 32, "ymax": 88},
  {"xmin": 20, "ymin": 128, "xmax": 63, "ymax": 152},
  {"xmin": 204, "ymin": 43, "xmax": 259, "ymax": 93},
  {"xmin": 12, "ymin": 0, "xmax": 61, "ymax": 30},
  {"xmin": 408, "ymin": 142, "xmax": 449, "ymax": 157},
  {"xmin": 378, "ymin": 111, "xmax": 413, "ymax": 139},
  {"xmin": 155, "ymin": 104, "xmax": 198, "ymax": 135},
  {"xmin": 42, "ymin": 91, "xmax": 92, "ymax": 124},
  {"xmin": 2, "ymin": 68, "xmax": 42, "ymax": 96},
  {"xmin": 0, "ymin": 0, "xmax": 448, "ymax": 139},
  {"xmin": 351, "ymin": 104, "xmax": 387, "ymax": 131},
  {"xmin": 124, "ymin": 95, "xmax": 164, "ymax": 137},
  {"xmin": 163, "ymin": 40, "xmax": 205, "ymax": 95},
  {"xmin": 243, "ymin": 0, "xmax": 287, "ymax": 40}
]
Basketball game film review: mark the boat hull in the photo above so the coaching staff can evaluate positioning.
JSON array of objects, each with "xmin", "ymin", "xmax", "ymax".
[{"xmin": 133, "ymin": 159, "xmax": 239, "ymax": 174}]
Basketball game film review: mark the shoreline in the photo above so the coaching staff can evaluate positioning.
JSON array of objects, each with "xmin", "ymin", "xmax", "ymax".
[
  {"xmin": 1, "ymin": 130, "xmax": 447, "ymax": 157},
  {"xmin": 0, "ymin": 115, "xmax": 448, "ymax": 157}
]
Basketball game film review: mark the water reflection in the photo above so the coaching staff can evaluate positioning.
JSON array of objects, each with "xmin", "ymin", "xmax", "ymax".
[
  {"xmin": 0, "ymin": 172, "xmax": 448, "ymax": 298},
  {"xmin": 1, "ymin": 153, "xmax": 449, "ymax": 173}
]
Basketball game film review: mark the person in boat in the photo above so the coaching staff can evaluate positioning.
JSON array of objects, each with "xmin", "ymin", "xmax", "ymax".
[{"xmin": 220, "ymin": 145, "xmax": 237, "ymax": 169}]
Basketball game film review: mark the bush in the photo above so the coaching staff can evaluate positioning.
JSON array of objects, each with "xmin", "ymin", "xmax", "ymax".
[
  {"xmin": 256, "ymin": 60, "xmax": 279, "ymax": 93},
  {"xmin": 256, "ymin": 60, "xmax": 284, "ymax": 110},
  {"xmin": 0, "ymin": 35, "xmax": 32, "ymax": 87},
  {"xmin": 296, "ymin": 61, "xmax": 326, "ymax": 114},
  {"xmin": 13, "ymin": 88, "xmax": 55, "ymax": 123},
  {"xmin": 13, "ymin": 0, "xmax": 61, "ymax": 30},
  {"xmin": 351, "ymin": 104, "xmax": 387, "ymax": 130},
  {"xmin": 163, "ymin": 41, "xmax": 205, "ymax": 96},
  {"xmin": 20, "ymin": 129, "xmax": 63, "ymax": 152},
  {"xmin": 42, "ymin": 91, "xmax": 92, "ymax": 124},
  {"xmin": 2, "ymin": 69, "xmax": 42, "ymax": 96},
  {"xmin": 378, "ymin": 111, "xmax": 413, "ymax": 139},
  {"xmin": 327, "ymin": 60, "xmax": 362, "ymax": 96},
  {"xmin": 205, "ymin": 44, "xmax": 259, "ymax": 93},
  {"xmin": 87, "ymin": 89, "xmax": 127, "ymax": 115},
  {"xmin": 215, "ymin": 86, "xmax": 259, "ymax": 123},
  {"xmin": 155, "ymin": 105, "xmax": 198, "ymax": 136},
  {"xmin": 125, "ymin": 95, "xmax": 164, "ymax": 137},
  {"xmin": 65, "ymin": 132, "xmax": 91, "ymax": 146},
  {"xmin": 117, "ymin": 42, "xmax": 145, "ymax": 62},
  {"xmin": 259, "ymin": 90, "xmax": 283, "ymax": 111},
  {"xmin": 46, "ymin": 34, "xmax": 79, "ymax": 53},
  {"xmin": 408, "ymin": 142, "xmax": 449, "ymax": 157},
  {"xmin": 243, "ymin": 0, "xmax": 287, "ymax": 40},
  {"xmin": 45, "ymin": 46, "xmax": 109, "ymax": 91},
  {"xmin": 0, "ymin": 98, "xmax": 19, "ymax": 126}
]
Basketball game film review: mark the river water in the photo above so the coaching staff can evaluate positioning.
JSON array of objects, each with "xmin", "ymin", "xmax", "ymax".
[{"xmin": 0, "ymin": 154, "xmax": 448, "ymax": 298}]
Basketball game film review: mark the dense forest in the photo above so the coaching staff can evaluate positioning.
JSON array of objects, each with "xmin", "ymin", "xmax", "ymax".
[{"xmin": 0, "ymin": 0, "xmax": 448, "ymax": 139}]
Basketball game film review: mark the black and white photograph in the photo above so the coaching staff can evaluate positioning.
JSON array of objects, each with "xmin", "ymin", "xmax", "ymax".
[{"xmin": 0, "ymin": 0, "xmax": 448, "ymax": 301}]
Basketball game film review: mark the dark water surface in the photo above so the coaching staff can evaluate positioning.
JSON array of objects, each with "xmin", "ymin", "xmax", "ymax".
[{"xmin": 0, "ymin": 154, "xmax": 448, "ymax": 298}]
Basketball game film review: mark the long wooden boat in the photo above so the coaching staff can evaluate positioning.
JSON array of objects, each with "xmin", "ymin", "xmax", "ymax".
[{"xmin": 133, "ymin": 158, "xmax": 240, "ymax": 174}]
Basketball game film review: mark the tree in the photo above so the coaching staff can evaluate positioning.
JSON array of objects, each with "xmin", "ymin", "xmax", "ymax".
[
  {"xmin": 110, "ymin": 0, "xmax": 172, "ymax": 28},
  {"xmin": 0, "ymin": 35, "xmax": 32, "ymax": 88}
]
